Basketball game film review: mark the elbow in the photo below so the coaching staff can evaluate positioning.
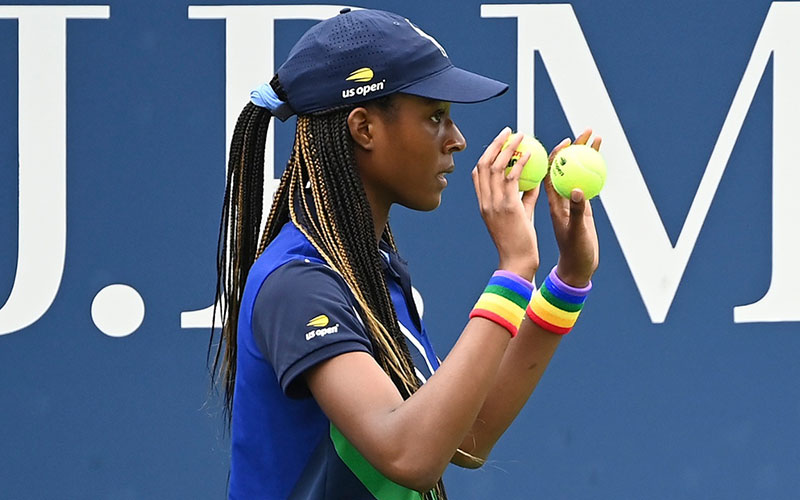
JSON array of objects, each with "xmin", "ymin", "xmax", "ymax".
[
  {"xmin": 384, "ymin": 466, "xmax": 442, "ymax": 493},
  {"xmin": 380, "ymin": 451, "xmax": 447, "ymax": 493}
]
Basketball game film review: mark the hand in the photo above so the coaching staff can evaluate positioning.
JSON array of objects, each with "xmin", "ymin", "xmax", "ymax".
[
  {"xmin": 543, "ymin": 129, "xmax": 601, "ymax": 287},
  {"xmin": 472, "ymin": 127, "xmax": 540, "ymax": 280}
]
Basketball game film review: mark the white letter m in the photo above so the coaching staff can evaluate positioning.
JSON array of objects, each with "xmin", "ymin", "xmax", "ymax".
[{"xmin": 483, "ymin": 2, "xmax": 800, "ymax": 323}]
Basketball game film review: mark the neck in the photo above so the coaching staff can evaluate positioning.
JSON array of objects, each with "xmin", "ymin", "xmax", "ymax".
[{"xmin": 363, "ymin": 188, "xmax": 391, "ymax": 245}]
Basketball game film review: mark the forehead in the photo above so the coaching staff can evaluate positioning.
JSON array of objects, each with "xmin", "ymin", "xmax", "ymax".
[
  {"xmin": 392, "ymin": 94, "xmax": 450, "ymax": 112},
  {"xmin": 362, "ymin": 93, "xmax": 450, "ymax": 125}
]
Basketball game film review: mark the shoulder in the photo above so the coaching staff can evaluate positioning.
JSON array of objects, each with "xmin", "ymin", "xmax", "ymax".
[
  {"xmin": 253, "ymin": 259, "xmax": 373, "ymax": 397},
  {"xmin": 259, "ymin": 259, "xmax": 355, "ymax": 307}
]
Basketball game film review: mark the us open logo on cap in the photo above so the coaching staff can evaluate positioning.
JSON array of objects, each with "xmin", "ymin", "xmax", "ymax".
[
  {"xmin": 345, "ymin": 67, "xmax": 374, "ymax": 83},
  {"xmin": 342, "ymin": 67, "xmax": 386, "ymax": 99}
]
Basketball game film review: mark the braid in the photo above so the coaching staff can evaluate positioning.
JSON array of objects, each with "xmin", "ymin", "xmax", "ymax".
[
  {"xmin": 210, "ymin": 101, "xmax": 271, "ymax": 422},
  {"xmin": 212, "ymin": 85, "xmax": 445, "ymax": 499},
  {"xmin": 300, "ymin": 110, "xmax": 418, "ymax": 396}
]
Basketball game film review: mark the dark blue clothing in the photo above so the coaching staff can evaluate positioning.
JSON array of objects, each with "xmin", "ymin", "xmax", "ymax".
[{"xmin": 229, "ymin": 221, "xmax": 440, "ymax": 499}]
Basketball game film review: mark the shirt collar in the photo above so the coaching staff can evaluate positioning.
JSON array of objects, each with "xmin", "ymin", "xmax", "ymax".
[{"xmin": 378, "ymin": 239, "xmax": 410, "ymax": 283}]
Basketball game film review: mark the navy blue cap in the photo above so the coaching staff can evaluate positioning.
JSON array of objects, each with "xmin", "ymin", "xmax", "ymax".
[{"xmin": 274, "ymin": 8, "xmax": 508, "ymax": 115}]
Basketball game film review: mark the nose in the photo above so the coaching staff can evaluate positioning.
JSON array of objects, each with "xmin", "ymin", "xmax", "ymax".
[{"xmin": 444, "ymin": 120, "xmax": 467, "ymax": 153}]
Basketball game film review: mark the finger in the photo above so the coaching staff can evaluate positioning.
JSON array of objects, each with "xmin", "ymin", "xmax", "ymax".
[
  {"xmin": 568, "ymin": 188, "xmax": 587, "ymax": 231},
  {"xmin": 493, "ymin": 132, "xmax": 524, "ymax": 173},
  {"xmin": 570, "ymin": 188, "xmax": 586, "ymax": 208},
  {"xmin": 475, "ymin": 161, "xmax": 492, "ymax": 213},
  {"xmin": 471, "ymin": 166, "xmax": 482, "ymax": 204},
  {"xmin": 573, "ymin": 128, "xmax": 592, "ymax": 145},
  {"xmin": 581, "ymin": 189, "xmax": 595, "ymax": 217},
  {"xmin": 548, "ymin": 137, "xmax": 571, "ymax": 165},
  {"xmin": 506, "ymin": 150, "xmax": 531, "ymax": 184},
  {"xmin": 475, "ymin": 129, "xmax": 513, "ymax": 208},
  {"xmin": 591, "ymin": 136, "xmax": 602, "ymax": 151},
  {"xmin": 489, "ymin": 133, "xmax": 525, "ymax": 203},
  {"xmin": 478, "ymin": 126, "xmax": 512, "ymax": 168}
]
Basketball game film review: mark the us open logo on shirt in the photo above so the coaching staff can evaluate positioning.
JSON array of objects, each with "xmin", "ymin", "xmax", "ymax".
[
  {"xmin": 305, "ymin": 314, "xmax": 340, "ymax": 340},
  {"xmin": 342, "ymin": 67, "xmax": 385, "ymax": 99}
]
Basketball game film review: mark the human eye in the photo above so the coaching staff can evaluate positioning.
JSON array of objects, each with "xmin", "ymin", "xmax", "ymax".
[{"xmin": 430, "ymin": 108, "xmax": 446, "ymax": 124}]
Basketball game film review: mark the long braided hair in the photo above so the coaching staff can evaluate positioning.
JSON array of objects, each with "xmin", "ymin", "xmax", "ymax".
[{"xmin": 210, "ymin": 77, "xmax": 446, "ymax": 498}]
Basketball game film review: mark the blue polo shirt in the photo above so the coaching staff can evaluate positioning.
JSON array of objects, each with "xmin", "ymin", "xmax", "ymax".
[{"xmin": 229, "ymin": 221, "xmax": 441, "ymax": 499}]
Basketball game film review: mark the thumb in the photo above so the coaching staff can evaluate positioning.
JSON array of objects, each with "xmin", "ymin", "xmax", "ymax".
[
  {"xmin": 521, "ymin": 184, "xmax": 540, "ymax": 220},
  {"xmin": 568, "ymin": 189, "xmax": 586, "ymax": 228}
]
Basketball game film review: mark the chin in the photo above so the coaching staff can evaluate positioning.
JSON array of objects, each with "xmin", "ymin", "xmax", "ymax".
[{"xmin": 403, "ymin": 195, "xmax": 442, "ymax": 212}]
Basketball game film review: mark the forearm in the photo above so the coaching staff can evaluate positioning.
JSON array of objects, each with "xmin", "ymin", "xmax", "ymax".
[
  {"xmin": 379, "ymin": 318, "xmax": 513, "ymax": 480},
  {"xmin": 307, "ymin": 316, "xmax": 516, "ymax": 490},
  {"xmin": 456, "ymin": 316, "xmax": 562, "ymax": 460}
]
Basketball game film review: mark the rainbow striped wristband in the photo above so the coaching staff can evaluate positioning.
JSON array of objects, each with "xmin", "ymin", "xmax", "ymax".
[
  {"xmin": 526, "ymin": 267, "xmax": 591, "ymax": 335},
  {"xmin": 469, "ymin": 270, "xmax": 534, "ymax": 337}
]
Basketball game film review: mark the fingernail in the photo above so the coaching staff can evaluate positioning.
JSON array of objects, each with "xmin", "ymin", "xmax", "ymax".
[{"xmin": 571, "ymin": 189, "xmax": 582, "ymax": 203}]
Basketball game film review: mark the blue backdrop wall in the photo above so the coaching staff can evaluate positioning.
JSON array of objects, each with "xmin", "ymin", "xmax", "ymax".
[{"xmin": 1, "ymin": 1, "xmax": 799, "ymax": 499}]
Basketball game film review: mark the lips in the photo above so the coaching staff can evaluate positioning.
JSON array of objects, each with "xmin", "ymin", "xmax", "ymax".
[{"xmin": 436, "ymin": 166, "xmax": 453, "ymax": 188}]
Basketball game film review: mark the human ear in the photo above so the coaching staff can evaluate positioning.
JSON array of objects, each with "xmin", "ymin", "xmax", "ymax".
[{"xmin": 347, "ymin": 107, "xmax": 374, "ymax": 151}]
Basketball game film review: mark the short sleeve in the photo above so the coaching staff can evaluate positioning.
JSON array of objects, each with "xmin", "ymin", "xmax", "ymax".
[{"xmin": 252, "ymin": 260, "xmax": 373, "ymax": 398}]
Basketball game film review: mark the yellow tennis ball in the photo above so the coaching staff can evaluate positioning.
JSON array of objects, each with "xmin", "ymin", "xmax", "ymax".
[
  {"xmin": 501, "ymin": 134, "xmax": 549, "ymax": 191},
  {"xmin": 549, "ymin": 144, "xmax": 607, "ymax": 200}
]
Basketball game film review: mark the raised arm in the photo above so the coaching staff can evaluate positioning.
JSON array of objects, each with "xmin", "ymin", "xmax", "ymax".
[
  {"xmin": 454, "ymin": 130, "xmax": 602, "ymax": 465},
  {"xmin": 304, "ymin": 128, "xmax": 547, "ymax": 492}
]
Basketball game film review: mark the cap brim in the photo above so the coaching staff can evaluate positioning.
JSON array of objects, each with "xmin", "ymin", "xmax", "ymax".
[{"xmin": 398, "ymin": 65, "xmax": 508, "ymax": 104}]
